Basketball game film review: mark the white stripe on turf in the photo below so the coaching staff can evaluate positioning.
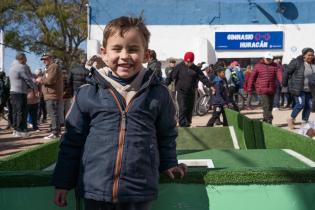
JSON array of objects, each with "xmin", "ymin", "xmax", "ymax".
[
  {"xmin": 229, "ymin": 126, "xmax": 240, "ymax": 149},
  {"xmin": 282, "ymin": 149, "xmax": 315, "ymax": 167}
]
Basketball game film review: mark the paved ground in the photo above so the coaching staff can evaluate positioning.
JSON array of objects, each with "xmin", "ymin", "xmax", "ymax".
[{"xmin": 1, "ymin": 107, "xmax": 314, "ymax": 159}]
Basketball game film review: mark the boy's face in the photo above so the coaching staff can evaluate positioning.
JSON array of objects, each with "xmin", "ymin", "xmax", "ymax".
[
  {"xmin": 101, "ymin": 28, "xmax": 149, "ymax": 79},
  {"xmin": 218, "ymin": 70, "xmax": 225, "ymax": 78}
]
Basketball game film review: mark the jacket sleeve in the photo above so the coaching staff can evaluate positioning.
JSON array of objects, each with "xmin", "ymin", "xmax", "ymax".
[
  {"xmin": 52, "ymin": 89, "xmax": 90, "ymax": 189},
  {"xmin": 156, "ymin": 87, "xmax": 178, "ymax": 172},
  {"xmin": 19, "ymin": 67, "xmax": 35, "ymax": 89},
  {"xmin": 276, "ymin": 66, "xmax": 283, "ymax": 84},
  {"xmin": 248, "ymin": 65, "xmax": 259, "ymax": 92},
  {"xmin": 43, "ymin": 65, "xmax": 59, "ymax": 86},
  {"xmin": 165, "ymin": 65, "xmax": 179, "ymax": 86},
  {"xmin": 156, "ymin": 61, "xmax": 162, "ymax": 79},
  {"xmin": 197, "ymin": 68, "xmax": 212, "ymax": 88},
  {"xmin": 283, "ymin": 59, "xmax": 296, "ymax": 87},
  {"xmin": 67, "ymin": 71, "xmax": 74, "ymax": 96}
]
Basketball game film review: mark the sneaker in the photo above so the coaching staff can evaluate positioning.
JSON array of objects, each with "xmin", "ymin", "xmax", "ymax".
[
  {"xmin": 12, "ymin": 130, "xmax": 17, "ymax": 136},
  {"xmin": 27, "ymin": 123, "xmax": 32, "ymax": 129},
  {"xmin": 13, "ymin": 131, "xmax": 22, "ymax": 137},
  {"xmin": 288, "ymin": 118, "xmax": 295, "ymax": 130},
  {"xmin": 44, "ymin": 133, "xmax": 58, "ymax": 140},
  {"xmin": 273, "ymin": 107, "xmax": 279, "ymax": 111},
  {"xmin": 19, "ymin": 132, "xmax": 30, "ymax": 138}
]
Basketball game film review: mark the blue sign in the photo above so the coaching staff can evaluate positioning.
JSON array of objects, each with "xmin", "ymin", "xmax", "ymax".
[{"xmin": 215, "ymin": 31, "xmax": 283, "ymax": 50}]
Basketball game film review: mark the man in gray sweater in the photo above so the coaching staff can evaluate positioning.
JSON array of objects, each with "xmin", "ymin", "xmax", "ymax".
[{"xmin": 9, "ymin": 52, "xmax": 35, "ymax": 137}]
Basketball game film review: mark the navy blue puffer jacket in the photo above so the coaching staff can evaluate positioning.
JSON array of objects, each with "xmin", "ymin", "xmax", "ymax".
[{"xmin": 52, "ymin": 68, "xmax": 178, "ymax": 203}]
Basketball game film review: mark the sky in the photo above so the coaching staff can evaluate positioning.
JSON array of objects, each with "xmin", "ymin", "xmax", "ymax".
[{"xmin": 3, "ymin": 41, "xmax": 87, "ymax": 73}]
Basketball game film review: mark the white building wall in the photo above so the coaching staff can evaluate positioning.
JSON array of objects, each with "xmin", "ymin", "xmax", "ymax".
[{"xmin": 88, "ymin": 23, "xmax": 315, "ymax": 64}]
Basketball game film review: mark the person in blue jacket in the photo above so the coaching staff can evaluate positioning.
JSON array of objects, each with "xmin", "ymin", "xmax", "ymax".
[
  {"xmin": 52, "ymin": 16, "xmax": 186, "ymax": 210},
  {"xmin": 207, "ymin": 64, "xmax": 229, "ymax": 127}
]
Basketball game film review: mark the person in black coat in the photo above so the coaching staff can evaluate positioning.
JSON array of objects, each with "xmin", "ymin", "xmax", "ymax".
[
  {"xmin": 283, "ymin": 48, "xmax": 315, "ymax": 129},
  {"xmin": 68, "ymin": 58, "xmax": 90, "ymax": 96},
  {"xmin": 147, "ymin": 50, "xmax": 162, "ymax": 81},
  {"xmin": 166, "ymin": 52, "xmax": 212, "ymax": 127}
]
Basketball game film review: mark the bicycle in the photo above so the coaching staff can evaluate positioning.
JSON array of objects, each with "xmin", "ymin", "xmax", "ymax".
[
  {"xmin": 232, "ymin": 92, "xmax": 245, "ymax": 111},
  {"xmin": 195, "ymin": 88, "xmax": 212, "ymax": 116}
]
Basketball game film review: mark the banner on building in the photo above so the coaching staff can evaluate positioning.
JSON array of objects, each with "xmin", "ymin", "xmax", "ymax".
[{"xmin": 215, "ymin": 31, "xmax": 283, "ymax": 50}]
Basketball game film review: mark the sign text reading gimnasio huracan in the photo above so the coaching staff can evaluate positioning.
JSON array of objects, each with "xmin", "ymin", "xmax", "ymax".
[{"xmin": 215, "ymin": 32, "xmax": 283, "ymax": 50}]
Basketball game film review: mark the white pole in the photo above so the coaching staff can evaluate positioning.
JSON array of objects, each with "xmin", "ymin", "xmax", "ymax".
[
  {"xmin": 0, "ymin": 29, "xmax": 4, "ymax": 72},
  {"xmin": 86, "ymin": 4, "xmax": 90, "ymax": 40}
]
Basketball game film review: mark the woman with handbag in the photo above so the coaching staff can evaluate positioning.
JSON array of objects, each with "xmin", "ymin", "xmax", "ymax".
[{"xmin": 283, "ymin": 48, "xmax": 315, "ymax": 129}]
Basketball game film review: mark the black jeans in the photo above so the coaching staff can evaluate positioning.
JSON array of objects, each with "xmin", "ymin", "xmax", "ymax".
[
  {"xmin": 84, "ymin": 199, "xmax": 151, "ymax": 210},
  {"xmin": 177, "ymin": 91, "xmax": 195, "ymax": 127},
  {"xmin": 228, "ymin": 88, "xmax": 239, "ymax": 111},
  {"xmin": 10, "ymin": 92, "xmax": 27, "ymax": 132},
  {"xmin": 207, "ymin": 105, "xmax": 227, "ymax": 127},
  {"xmin": 273, "ymin": 85, "xmax": 281, "ymax": 108},
  {"xmin": 38, "ymin": 96, "xmax": 47, "ymax": 121},
  {"xmin": 46, "ymin": 100, "xmax": 61, "ymax": 135},
  {"xmin": 27, "ymin": 103, "xmax": 39, "ymax": 130},
  {"xmin": 261, "ymin": 94, "xmax": 274, "ymax": 124}
]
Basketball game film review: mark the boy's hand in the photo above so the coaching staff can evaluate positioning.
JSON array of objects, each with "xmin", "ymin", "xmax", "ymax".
[
  {"xmin": 164, "ymin": 163, "xmax": 187, "ymax": 179},
  {"xmin": 54, "ymin": 189, "xmax": 68, "ymax": 207}
]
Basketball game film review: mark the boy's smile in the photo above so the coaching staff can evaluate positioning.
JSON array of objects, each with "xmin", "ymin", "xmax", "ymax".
[{"xmin": 101, "ymin": 28, "xmax": 149, "ymax": 79}]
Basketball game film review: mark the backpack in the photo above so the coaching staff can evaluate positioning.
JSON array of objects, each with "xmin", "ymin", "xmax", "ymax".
[{"xmin": 228, "ymin": 70, "xmax": 240, "ymax": 92}]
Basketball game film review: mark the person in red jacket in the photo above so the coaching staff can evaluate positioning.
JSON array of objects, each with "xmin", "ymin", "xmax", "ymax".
[
  {"xmin": 248, "ymin": 53, "xmax": 282, "ymax": 124},
  {"xmin": 243, "ymin": 65, "xmax": 253, "ymax": 109}
]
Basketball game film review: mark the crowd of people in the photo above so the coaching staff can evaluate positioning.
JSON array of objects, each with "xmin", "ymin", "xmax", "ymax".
[
  {"xmin": 1, "ymin": 46, "xmax": 315, "ymax": 139},
  {"xmin": 0, "ymin": 32, "xmax": 315, "ymax": 140},
  {"xmin": 0, "ymin": 52, "xmax": 90, "ymax": 139},
  {"xmin": 162, "ymin": 48, "xmax": 315, "ymax": 128}
]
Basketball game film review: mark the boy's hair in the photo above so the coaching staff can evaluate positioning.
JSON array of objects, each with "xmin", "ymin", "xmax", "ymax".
[
  {"xmin": 213, "ymin": 62, "xmax": 225, "ymax": 74},
  {"xmin": 103, "ymin": 16, "xmax": 151, "ymax": 50}
]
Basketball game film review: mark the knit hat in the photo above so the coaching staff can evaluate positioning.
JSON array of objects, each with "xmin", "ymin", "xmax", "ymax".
[{"xmin": 184, "ymin": 52, "xmax": 195, "ymax": 62}]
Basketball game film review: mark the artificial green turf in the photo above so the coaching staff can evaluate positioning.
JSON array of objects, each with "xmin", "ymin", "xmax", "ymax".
[
  {"xmin": 1, "ymin": 167, "xmax": 315, "ymax": 188},
  {"xmin": 0, "ymin": 140, "xmax": 59, "ymax": 171},
  {"xmin": 262, "ymin": 123, "xmax": 315, "ymax": 162},
  {"xmin": 225, "ymin": 108, "xmax": 315, "ymax": 161},
  {"xmin": 177, "ymin": 149, "xmax": 310, "ymax": 169},
  {"xmin": 177, "ymin": 127, "xmax": 234, "ymax": 150},
  {"xmin": 224, "ymin": 109, "xmax": 246, "ymax": 149}
]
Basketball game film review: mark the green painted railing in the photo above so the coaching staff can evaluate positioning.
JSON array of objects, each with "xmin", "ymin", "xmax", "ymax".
[{"xmin": 225, "ymin": 109, "xmax": 315, "ymax": 161}]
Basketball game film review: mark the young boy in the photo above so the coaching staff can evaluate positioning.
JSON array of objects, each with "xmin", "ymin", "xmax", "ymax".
[
  {"xmin": 206, "ymin": 64, "xmax": 229, "ymax": 127},
  {"xmin": 52, "ymin": 16, "xmax": 186, "ymax": 210}
]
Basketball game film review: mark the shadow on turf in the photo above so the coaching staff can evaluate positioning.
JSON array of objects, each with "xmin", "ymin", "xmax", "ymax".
[{"xmin": 182, "ymin": 128, "xmax": 210, "ymax": 149}]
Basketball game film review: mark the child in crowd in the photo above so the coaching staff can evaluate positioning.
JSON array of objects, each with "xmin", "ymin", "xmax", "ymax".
[
  {"xmin": 52, "ymin": 16, "xmax": 186, "ymax": 210},
  {"xmin": 207, "ymin": 64, "xmax": 229, "ymax": 127}
]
